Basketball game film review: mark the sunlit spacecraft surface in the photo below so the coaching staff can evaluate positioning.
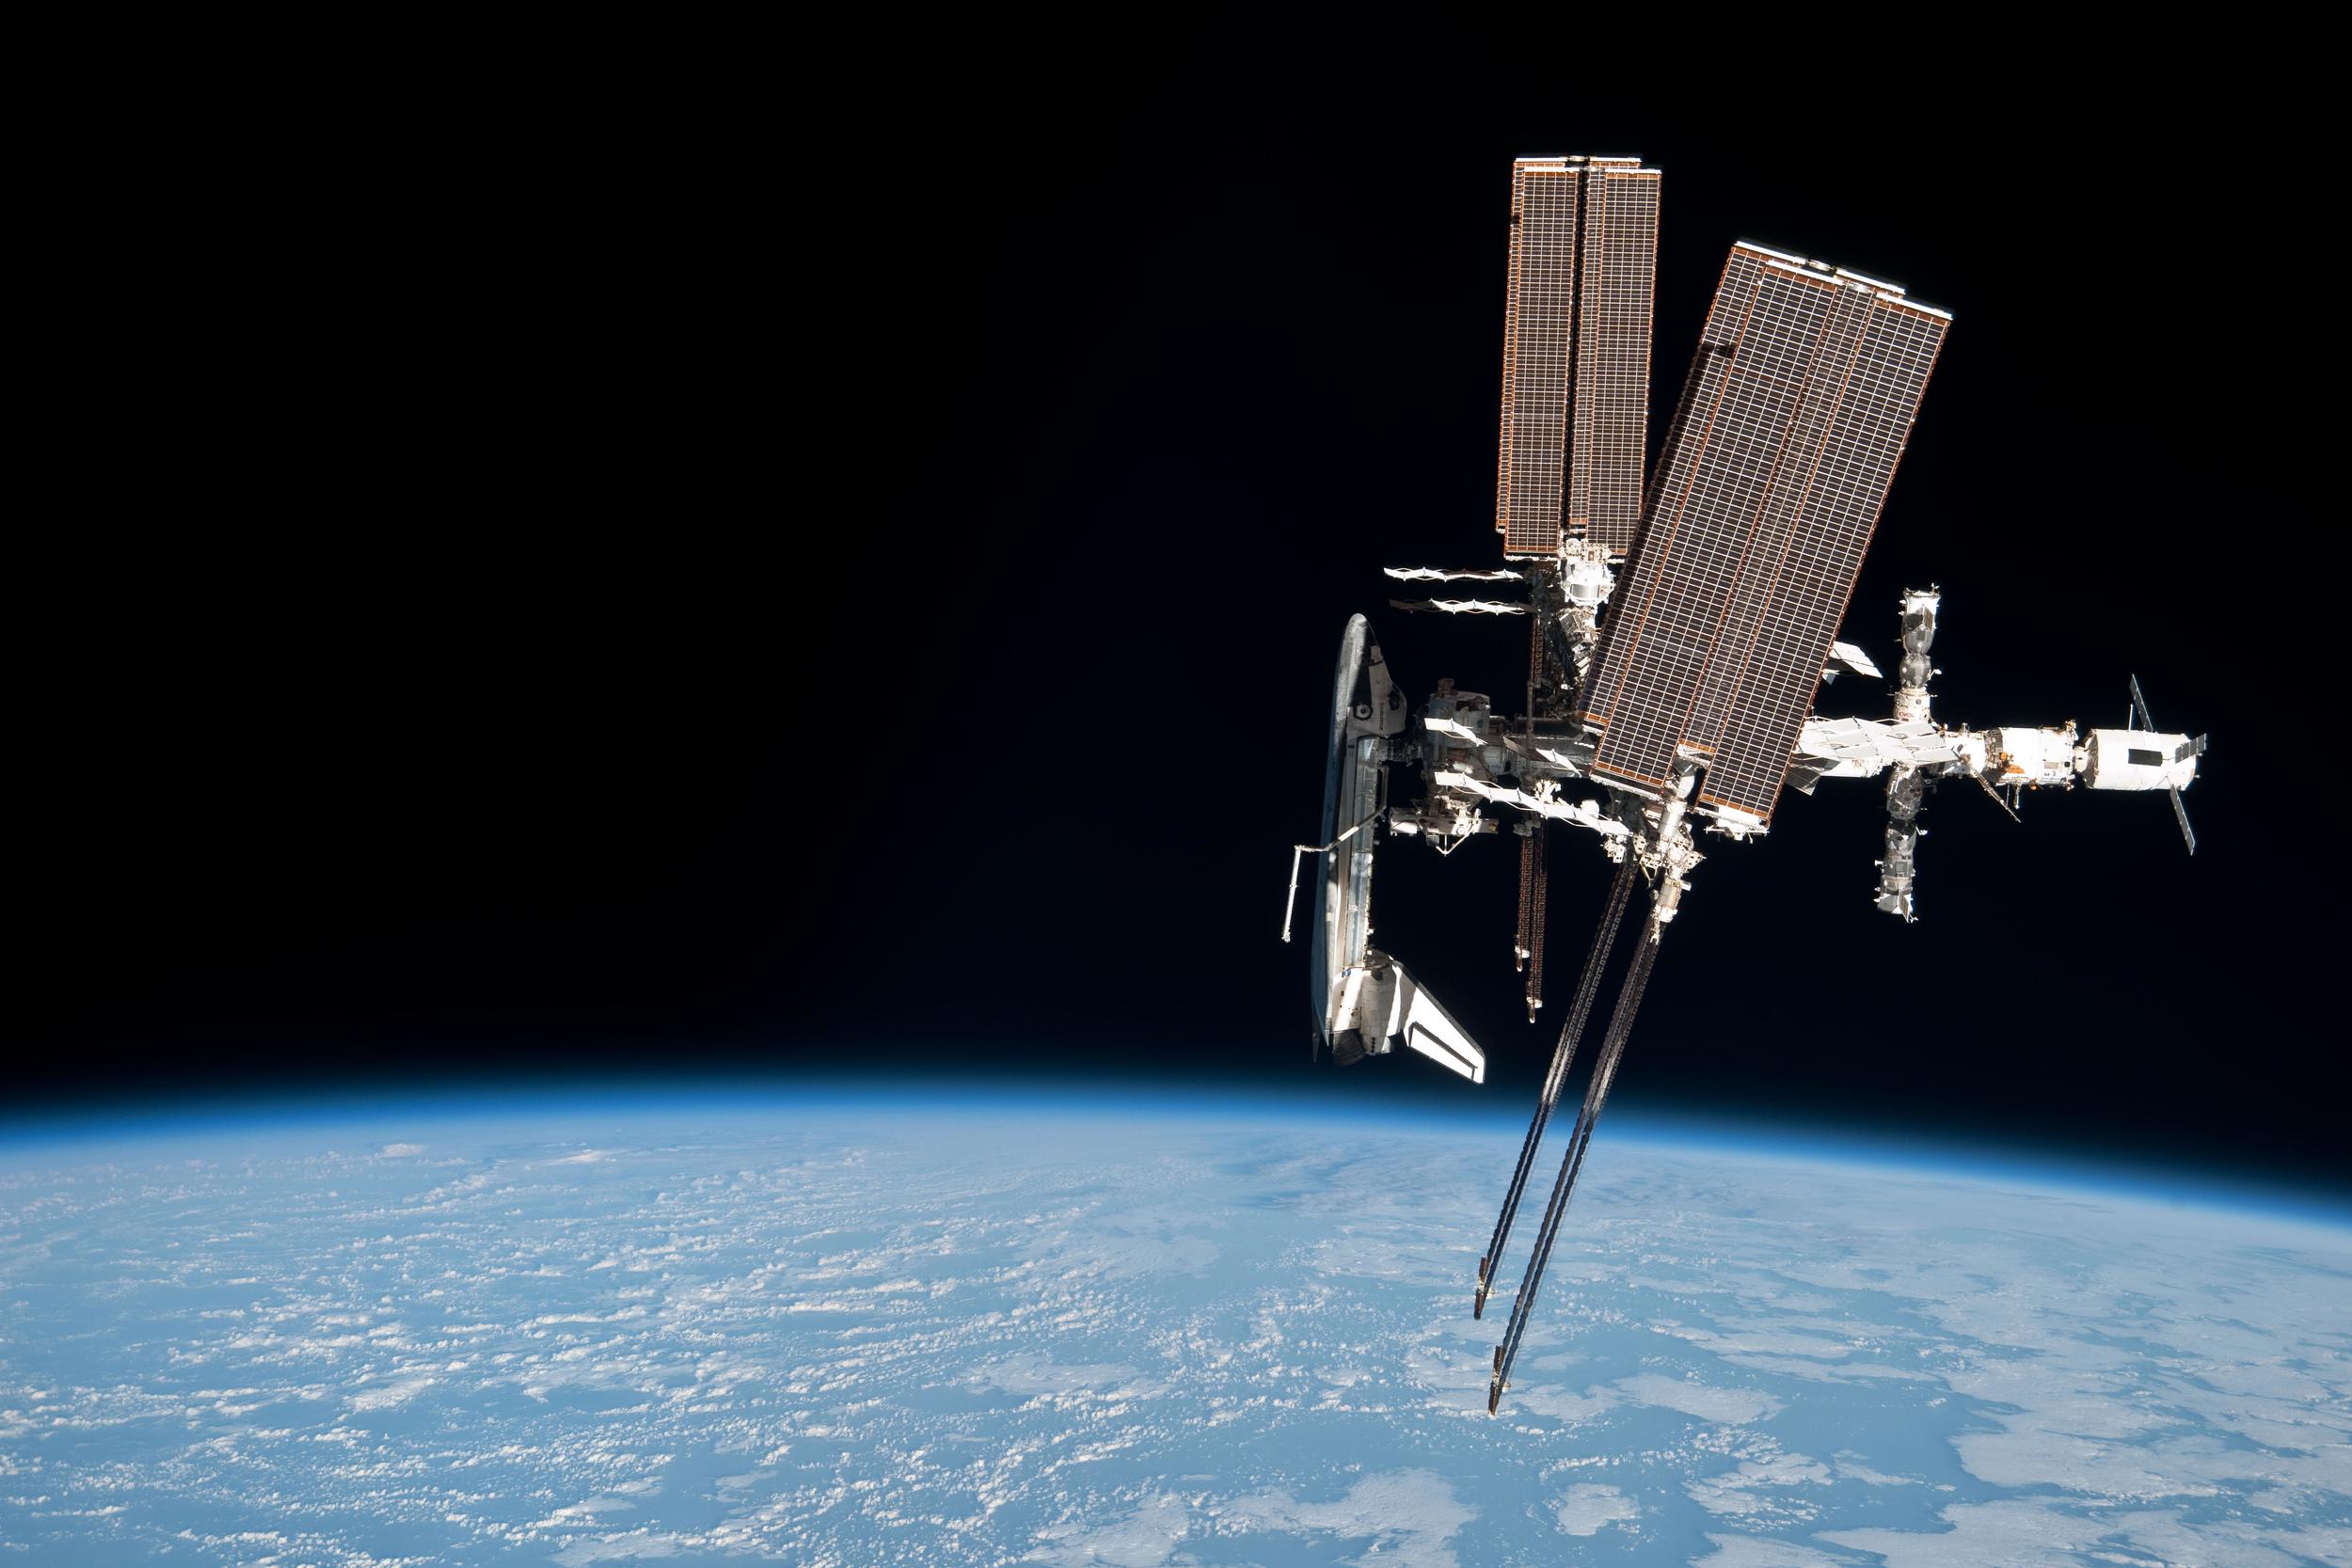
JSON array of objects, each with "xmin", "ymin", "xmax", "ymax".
[{"xmin": 1280, "ymin": 157, "xmax": 2206, "ymax": 1413}]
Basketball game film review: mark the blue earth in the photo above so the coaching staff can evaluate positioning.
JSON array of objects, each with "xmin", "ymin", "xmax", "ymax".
[{"xmin": 2, "ymin": 1091, "xmax": 2348, "ymax": 1566}]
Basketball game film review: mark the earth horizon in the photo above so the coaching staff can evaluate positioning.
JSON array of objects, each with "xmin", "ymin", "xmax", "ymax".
[{"xmin": 2, "ymin": 1091, "xmax": 2347, "ymax": 1565}]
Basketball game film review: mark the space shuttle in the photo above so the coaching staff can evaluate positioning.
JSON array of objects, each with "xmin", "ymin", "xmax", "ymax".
[{"xmin": 1286, "ymin": 613, "xmax": 1486, "ymax": 1083}]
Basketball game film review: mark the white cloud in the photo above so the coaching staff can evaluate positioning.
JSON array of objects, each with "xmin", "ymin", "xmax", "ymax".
[
  {"xmin": 1223, "ymin": 1470, "xmax": 1476, "ymax": 1568},
  {"xmin": 1613, "ymin": 1371, "xmax": 1784, "ymax": 1425},
  {"xmin": 968, "ymin": 1353, "xmax": 1168, "ymax": 1402},
  {"xmin": 1553, "ymin": 1482, "xmax": 1637, "ymax": 1537},
  {"xmin": 530, "ymin": 1496, "xmax": 643, "ymax": 1530},
  {"xmin": 550, "ymin": 1531, "xmax": 690, "ymax": 1565},
  {"xmin": 1690, "ymin": 1535, "xmax": 1853, "ymax": 1567},
  {"xmin": 1815, "ymin": 1497, "xmax": 2331, "ymax": 1568},
  {"xmin": 1025, "ymin": 1495, "xmax": 1186, "ymax": 1567},
  {"xmin": 347, "ymin": 1374, "xmax": 435, "ymax": 1412},
  {"xmin": 1687, "ymin": 1447, "xmax": 1836, "ymax": 1520}
]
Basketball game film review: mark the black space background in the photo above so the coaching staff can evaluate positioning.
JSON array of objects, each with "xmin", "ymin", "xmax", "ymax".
[{"xmin": 16, "ymin": 37, "xmax": 2340, "ymax": 1189}]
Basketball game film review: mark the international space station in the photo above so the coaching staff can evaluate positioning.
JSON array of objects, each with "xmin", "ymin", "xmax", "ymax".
[{"xmin": 1279, "ymin": 157, "xmax": 2206, "ymax": 1415}]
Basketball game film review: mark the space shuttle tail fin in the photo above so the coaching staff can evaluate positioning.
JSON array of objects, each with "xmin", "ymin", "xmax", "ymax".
[{"xmin": 1389, "ymin": 960, "xmax": 1486, "ymax": 1085}]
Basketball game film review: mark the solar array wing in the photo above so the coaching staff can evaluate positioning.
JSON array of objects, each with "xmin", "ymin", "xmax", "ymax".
[
  {"xmin": 1695, "ymin": 282, "xmax": 1947, "ymax": 819},
  {"xmin": 1496, "ymin": 161, "xmax": 1579, "ymax": 557},
  {"xmin": 1565, "ymin": 164, "xmax": 1659, "ymax": 557},
  {"xmin": 1495, "ymin": 158, "xmax": 1658, "ymax": 560},
  {"xmin": 1576, "ymin": 245, "xmax": 1786, "ymax": 788},
  {"xmin": 1576, "ymin": 244, "xmax": 1947, "ymax": 823}
]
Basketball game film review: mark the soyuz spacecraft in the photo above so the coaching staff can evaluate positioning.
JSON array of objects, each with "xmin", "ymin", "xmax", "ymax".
[{"xmin": 1279, "ymin": 158, "xmax": 2207, "ymax": 1414}]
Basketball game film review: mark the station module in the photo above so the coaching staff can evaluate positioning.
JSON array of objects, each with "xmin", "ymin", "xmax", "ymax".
[{"xmin": 1280, "ymin": 157, "xmax": 2207, "ymax": 1414}]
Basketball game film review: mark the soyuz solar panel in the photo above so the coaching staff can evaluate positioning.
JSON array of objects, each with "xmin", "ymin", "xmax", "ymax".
[
  {"xmin": 1495, "ymin": 158, "xmax": 1658, "ymax": 561},
  {"xmin": 1576, "ymin": 243, "xmax": 1947, "ymax": 823}
]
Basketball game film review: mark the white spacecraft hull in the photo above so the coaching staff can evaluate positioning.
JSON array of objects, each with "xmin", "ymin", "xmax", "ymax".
[{"xmin": 1301, "ymin": 615, "xmax": 1485, "ymax": 1084}]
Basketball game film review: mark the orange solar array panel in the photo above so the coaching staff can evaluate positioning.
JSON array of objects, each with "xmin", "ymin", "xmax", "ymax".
[
  {"xmin": 1494, "ymin": 158, "xmax": 1658, "ymax": 561},
  {"xmin": 1577, "ymin": 244, "xmax": 1947, "ymax": 823},
  {"xmin": 1566, "ymin": 164, "xmax": 1659, "ymax": 557}
]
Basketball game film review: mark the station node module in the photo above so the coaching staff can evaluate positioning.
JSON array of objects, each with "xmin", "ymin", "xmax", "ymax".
[{"xmin": 1279, "ymin": 157, "xmax": 2207, "ymax": 1416}]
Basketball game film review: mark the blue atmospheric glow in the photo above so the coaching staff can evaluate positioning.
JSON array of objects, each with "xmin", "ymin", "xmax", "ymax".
[{"xmin": 4, "ymin": 1077, "xmax": 2345, "ymax": 1230}]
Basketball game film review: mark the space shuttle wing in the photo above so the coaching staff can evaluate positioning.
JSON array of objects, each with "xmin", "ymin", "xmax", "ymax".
[{"xmin": 1389, "ymin": 960, "xmax": 1486, "ymax": 1084}]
